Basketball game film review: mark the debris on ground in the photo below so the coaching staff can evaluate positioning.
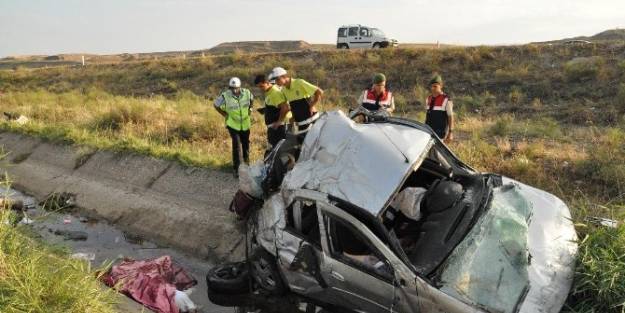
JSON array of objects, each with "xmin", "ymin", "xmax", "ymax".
[
  {"xmin": 3, "ymin": 112, "xmax": 29, "ymax": 125},
  {"xmin": 123, "ymin": 232, "xmax": 145, "ymax": 245},
  {"xmin": 40, "ymin": 192, "xmax": 77, "ymax": 212},
  {"xmin": 1, "ymin": 198, "xmax": 25, "ymax": 211},
  {"xmin": 586, "ymin": 216, "xmax": 619, "ymax": 228},
  {"xmin": 70, "ymin": 252, "xmax": 96, "ymax": 261},
  {"xmin": 18, "ymin": 216, "xmax": 34, "ymax": 225},
  {"xmin": 101, "ymin": 255, "xmax": 198, "ymax": 313},
  {"xmin": 174, "ymin": 289, "xmax": 197, "ymax": 313},
  {"xmin": 52, "ymin": 229, "xmax": 88, "ymax": 241}
]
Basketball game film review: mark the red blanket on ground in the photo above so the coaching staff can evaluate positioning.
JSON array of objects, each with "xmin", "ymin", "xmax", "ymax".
[{"xmin": 101, "ymin": 255, "xmax": 197, "ymax": 313}]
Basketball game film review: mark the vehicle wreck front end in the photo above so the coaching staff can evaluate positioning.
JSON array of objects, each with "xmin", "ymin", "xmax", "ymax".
[
  {"xmin": 435, "ymin": 177, "xmax": 578, "ymax": 313},
  {"xmin": 209, "ymin": 111, "xmax": 579, "ymax": 313}
]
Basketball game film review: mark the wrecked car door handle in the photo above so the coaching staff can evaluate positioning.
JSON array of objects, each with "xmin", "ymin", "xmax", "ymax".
[{"xmin": 331, "ymin": 271, "xmax": 345, "ymax": 282}]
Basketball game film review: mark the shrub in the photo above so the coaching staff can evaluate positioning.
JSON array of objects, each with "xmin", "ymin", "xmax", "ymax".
[
  {"xmin": 494, "ymin": 65, "xmax": 530, "ymax": 83},
  {"xmin": 412, "ymin": 85, "xmax": 428, "ymax": 106},
  {"xmin": 617, "ymin": 83, "xmax": 625, "ymax": 109},
  {"xmin": 524, "ymin": 117, "xmax": 563, "ymax": 139},
  {"xmin": 489, "ymin": 115, "xmax": 514, "ymax": 137},
  {"xmin": 454, "ymin": 92, "xmax": 496, "ymax": 114},
  {"xmin": 508, "ymin": 87, "xmax": 525, "ymax": 105},
  {"xmin": 564, "ymin": 57, "xmax": 607, "ymax": 82}
]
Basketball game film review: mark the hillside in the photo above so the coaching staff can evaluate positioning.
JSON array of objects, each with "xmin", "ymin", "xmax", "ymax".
[
  {"xmin": 1, "ymin": 40, "xmax": 625, "ymax": 311},
  {"xmin": 208, "ymin": 40, "xmax": 313, "ymax": 54},
  {"xmin": 537, "ymin": 28, "xmax": 625, "ymax": 44},
  {"xmin": 2, "ymin": 42, "xmax": 624, "ymax": 124}
]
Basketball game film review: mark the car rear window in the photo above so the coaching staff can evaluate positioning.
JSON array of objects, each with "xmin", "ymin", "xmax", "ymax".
[{"xmin": 338, "ymin": 28, "xmax": 347, "ymax": 38}]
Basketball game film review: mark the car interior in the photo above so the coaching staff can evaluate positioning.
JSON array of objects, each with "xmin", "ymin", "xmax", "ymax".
[
  {"xmin": 382, "ymin": 145, "xmax": 488, "ymax": 277},
  {"xmin": 280, "ymin": 141, "xmax": 489, "ymax": 279}
]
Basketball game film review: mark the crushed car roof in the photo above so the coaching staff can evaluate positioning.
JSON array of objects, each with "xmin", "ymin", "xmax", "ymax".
[{"xmin": 283, "ymin": 111, "xmax": 433, "ymax": 216}]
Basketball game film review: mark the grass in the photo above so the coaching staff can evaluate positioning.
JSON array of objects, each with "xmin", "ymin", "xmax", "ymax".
[
  {"xmin": 566, "ymin": 220, "xmax": 625, "ymax": 312},
  {"xmin": 0, "ymin": 89, "xmax": 268, "ymax": 168},
  {"xmin": 1, "ymin": 44, "xmax": 625, "ymax": 311},
  {"xmin": 0, "ymin": 182, "xmax": 117, "ymax": 312}
]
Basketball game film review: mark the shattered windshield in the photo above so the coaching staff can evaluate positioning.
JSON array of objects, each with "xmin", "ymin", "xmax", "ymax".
[{"xmin": 437, "ymin": 184, "xmax": 532, "ymax": 313}]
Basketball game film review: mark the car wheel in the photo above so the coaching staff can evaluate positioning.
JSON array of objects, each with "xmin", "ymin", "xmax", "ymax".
[
  {"xmin": 372, "ymin": 43, "xmax": 381, "ymax": 49},
  {"xmin": 251, "ymin": 249, "xmax": 286, "ymax": 295},
  {"xmin": 339, "ymin": 44, "xmax": 349, "ymax": 49},
  {"xmin": 235, "ymin": 306, "xmax": 262, "ymax": 313},
  {"xmin": 206, "ymin": 262, "xmax": 250, "ymax": 295}
]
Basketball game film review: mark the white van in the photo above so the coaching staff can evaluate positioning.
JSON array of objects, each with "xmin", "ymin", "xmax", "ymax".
[{"xmin": 337, "ymin": 25, "xmax": 398, "ymax": 49}]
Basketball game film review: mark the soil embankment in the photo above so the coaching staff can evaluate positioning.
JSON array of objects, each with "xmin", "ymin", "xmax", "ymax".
[{"xmin": 0, "ymin": 131, "xmax": 243, "ymax": 261}]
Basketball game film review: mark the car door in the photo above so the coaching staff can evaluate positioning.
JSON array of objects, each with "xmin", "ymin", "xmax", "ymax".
[
  {"xmin": 357, "ymin": 27, "xmax": 373, "ymax": 48},
  {"xmin": 347, "ymin": 26, "xmax": 361, "ymax": 48},
  {"xmin": 316, "ymin": 203, "xmax": 396, "ymax": 312},
  {"xmin": 274, "ymin": 199, "xmax": 328, "ymax": 299}
]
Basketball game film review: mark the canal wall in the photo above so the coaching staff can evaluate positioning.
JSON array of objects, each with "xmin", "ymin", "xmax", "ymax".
[{"xmin": 0, "ymin": 131, "xmax": 244, "ymax": 261}]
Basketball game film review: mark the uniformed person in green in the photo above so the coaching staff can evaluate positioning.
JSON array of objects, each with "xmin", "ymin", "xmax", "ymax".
[
  {"xmin": 424, "ymin": 75, "xmax": 454, "ymax": 144},
  {"xmin": 254, "ymin": 74, "xmax": 291, "ymax": 150},
  {"xmin": 270, "ymin": 67, "xmax": 323, "ymax": 138},
  {"xmin": 214, "ymin": 77, "xmax": 254, "ymax": 176}
]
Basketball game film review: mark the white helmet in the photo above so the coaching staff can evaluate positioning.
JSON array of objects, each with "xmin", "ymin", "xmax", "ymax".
[
  {"xmin": 269, "ymin": 67, "xmax": 288, "ymax": 80},
  {"xmin": 229, "ymin": 77, "xmax": 241, "ymax": 88}
]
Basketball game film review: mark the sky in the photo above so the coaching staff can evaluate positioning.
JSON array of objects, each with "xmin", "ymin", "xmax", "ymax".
[{"xmin": 1, "ymin": 0, "xmax": 625, "ymax": 57}]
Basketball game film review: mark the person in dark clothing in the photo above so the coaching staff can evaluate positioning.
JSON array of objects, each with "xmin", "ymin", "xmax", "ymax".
[
  {"xmin": 254, "ymin": 74, "xmax": 291, "ymax": 152},
  {"xmin": 424, "ymin": 75, "xmax": 454, "ymax": 143}
]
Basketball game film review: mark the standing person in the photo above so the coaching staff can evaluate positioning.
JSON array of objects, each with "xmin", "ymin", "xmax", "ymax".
[
  {"xmin": 424, "ymin": 75, "xmax": 454, "ymax": 144},
  {"xmin": 270, "ymin": 67, "xmax": 323, "ymax": 137},
  {"xmin": 254, "ymin": 74, "xmax": 290, "ymax": 150},
  {"xmin": 356, "ymin": 73, "xmax": 395, "ymax": 114},
  {"xmin": 214, "ymin": 77, "xmax": 254, "ymax": 177}
]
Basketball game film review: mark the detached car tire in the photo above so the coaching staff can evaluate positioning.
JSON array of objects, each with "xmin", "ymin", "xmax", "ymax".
[
  {"xmin": 251, "ymin": 249, "xmax": 286, "ymax": 295},
  {"xmin": 206, "ymin": 262, "xmax": 250, "ymax": 295}
]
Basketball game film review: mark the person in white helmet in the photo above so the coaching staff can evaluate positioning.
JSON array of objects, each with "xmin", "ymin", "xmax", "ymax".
[
  {"xmin": 270, "ymin": 67, "xmax": 323, "ymax": 140},
  {"xmin": 214, "ymin": 77, "xmax": 254, "ymax": 177}
]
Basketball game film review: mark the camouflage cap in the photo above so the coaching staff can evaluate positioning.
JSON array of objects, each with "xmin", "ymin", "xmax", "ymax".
[
  {"xmin": 429, "ymin": 74, "xmax": 443, "ymax": 85},
  {"xmin": 372, "ymin": 73, "xmax": 386, "ymax": 84}
]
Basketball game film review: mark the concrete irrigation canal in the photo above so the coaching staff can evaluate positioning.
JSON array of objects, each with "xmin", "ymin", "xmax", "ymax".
[{"xmin": 0, "ymin": 131, "xmax": 245, "ymax": 312}]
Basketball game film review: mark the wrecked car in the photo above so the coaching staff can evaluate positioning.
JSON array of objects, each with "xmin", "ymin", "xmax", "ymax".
[{"xmin": 206, "ymin": 111, "xmax": 578, "ymax": 313}]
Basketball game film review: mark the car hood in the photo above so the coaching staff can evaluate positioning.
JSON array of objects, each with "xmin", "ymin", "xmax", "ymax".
[
  {"xmin": 436, "ymin": 177, "xmax": 577, "ymax": 313},
  {"xmin": 282, "ymin": 111, "xmax": 432, "ymax": 216},
  {"xmin": 511, "ymin": 177, "xmax": 578, "ymax": 313}
]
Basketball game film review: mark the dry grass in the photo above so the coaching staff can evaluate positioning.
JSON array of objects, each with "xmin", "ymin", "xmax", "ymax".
[{"xmin": 1, "ymin": 43, "xmax": 625, "ymax": 311}]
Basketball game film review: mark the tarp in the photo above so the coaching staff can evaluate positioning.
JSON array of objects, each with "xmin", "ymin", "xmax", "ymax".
[{"xmin": 101, "ymin": 255, "xmax": 197, "ymax": 313}]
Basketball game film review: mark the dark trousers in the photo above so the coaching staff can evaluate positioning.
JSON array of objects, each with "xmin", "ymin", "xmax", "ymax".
[
  {"xmin": 267, "ymin": 125, "xmax": 287, "ymax": 148},
  {"xmin": 227, "ymin": 126, "xmax": 250, "ymax": 172},
  {"xmin": 432, "ymin": 127, "xmax": 446, "ymax": 139}
]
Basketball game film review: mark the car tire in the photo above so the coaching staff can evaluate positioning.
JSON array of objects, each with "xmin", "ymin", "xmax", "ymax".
[
  {"xmin": 235, "ymin": 306, "xmax": 262, "ymax": 313},
  {"xmin": 206, "ymin": 262, "xmax": 250, "ymax": 295},
  {"xmin": 339, "ymin": 44, "xmax": 349, "ymax": 49},
  {"xmin": 372, "ymin": 43, "xmax": 381, "ymax": 49},
  {"xmin": 250, "ymin": 249, "xmax": 286, "ymax": 295}
]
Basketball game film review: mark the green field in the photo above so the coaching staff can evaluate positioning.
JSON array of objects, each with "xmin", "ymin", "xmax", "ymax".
[
  {"xmin": 1, "ymin": 44, "xmax": 625, "ymax": 312},
  {"xmin": 0, "ymin": 198, "xmax": 117, "ymax": 313}
]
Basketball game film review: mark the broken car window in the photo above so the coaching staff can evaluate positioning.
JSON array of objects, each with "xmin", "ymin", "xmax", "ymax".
[
  {"xmin": 436, "ymin": 184, "xmax": 532, "ymax": 313},
  {"xmin": 286, "ymin": 200, "xmax": 321, "ymax": 247},
  {"xmin": 324, "ymin": 214, "xmax": 393, "ymax": 280}
]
